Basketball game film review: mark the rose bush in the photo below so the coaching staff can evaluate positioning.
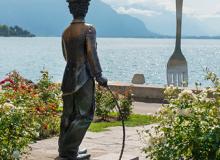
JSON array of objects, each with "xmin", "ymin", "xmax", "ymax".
[
  {"xmin": 0, "ymin": 105, "xmax": 39, "ymax": 160},
  {"xmin": 117, "ymin": 89, "xmax": 133, "ymax": 120},
  {"xmin": 95, "ymin": 86, "xmax": 133, "ymax": 121},
  {"xmin": 0, "ymin": 70, "xmax": 62, "ymax": 159},
  {"xmin": 0, "ymin": 70, "xmax": 133, "ymax": 159},
  {"xmin": 144, "ymin": 72, "xmax": 220, "ymax": 160},
  {"xmin": 34, "ymin": 70, "xmax": 62, "ymax": 139}
]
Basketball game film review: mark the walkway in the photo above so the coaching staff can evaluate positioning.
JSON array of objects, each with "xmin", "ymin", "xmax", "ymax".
[
  {"xmin": 23, "ymin": 103, "xmax": 162, "ymax": 160},
  {"xmin": 133, "ymin": 102, "xmax": 162, "ymax": 115}
]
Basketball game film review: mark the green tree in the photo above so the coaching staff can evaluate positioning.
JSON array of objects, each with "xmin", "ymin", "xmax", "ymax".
[{"xmin": 0, "ymin": 24, "xmax": 35, "ymax": 37}]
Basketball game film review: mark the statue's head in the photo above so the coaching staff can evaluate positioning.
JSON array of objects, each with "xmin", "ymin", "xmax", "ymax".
[{"xmin": 66, "ymin": 0, "xmax": 91, "ymax": 19}]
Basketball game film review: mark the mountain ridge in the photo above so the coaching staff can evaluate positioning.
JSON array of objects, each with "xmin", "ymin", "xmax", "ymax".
[{"xmin": 0, "ymin": 0, "xmax": 158, "ymax": 37}]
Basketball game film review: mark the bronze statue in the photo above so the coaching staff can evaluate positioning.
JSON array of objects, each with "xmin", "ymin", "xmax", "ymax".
[{"xmin": 58, "ymin": 0, "xmax": 108, "ymax": 159}]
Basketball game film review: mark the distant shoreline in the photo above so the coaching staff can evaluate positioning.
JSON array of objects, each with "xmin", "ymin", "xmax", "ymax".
[
  {"xmin": 1, "ymin": 36, "xmax": 220, "ymax": 40},
  {"xmin": 95, "ymin": 35, "xmax": 220, "ymax": 40},
  {"xmin": 0, "ymin": 24, "xmax": 35, "ymax": 37}
]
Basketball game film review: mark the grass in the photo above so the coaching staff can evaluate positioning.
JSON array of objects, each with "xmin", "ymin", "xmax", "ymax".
[{"xmin": 89, "ymin": 114, "xmax": 158, "ymax": 132}]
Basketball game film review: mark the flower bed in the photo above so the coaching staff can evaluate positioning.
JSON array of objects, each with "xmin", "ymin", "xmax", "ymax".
[
  {"xmin": 0, "ymin": 70, "xmax": 62, "ymax": 159},
  {"xmin": 0, "ymin": 70, "xmax": 134, "ymax": 159},
  {"xmin": 144, "ymin": 71, "xmax": 220, "ymax": 160}
]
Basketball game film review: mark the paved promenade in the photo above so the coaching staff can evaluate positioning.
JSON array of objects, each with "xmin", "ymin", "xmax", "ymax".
[
  {"xmin": 23, "ymin": 103, "xmax": 161, "ymax": 160},
  {"xmin": 133, "ymin": 102, "xmax": 162, "ymax": 115}
]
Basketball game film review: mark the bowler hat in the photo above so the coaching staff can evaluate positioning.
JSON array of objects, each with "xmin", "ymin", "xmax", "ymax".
[{"xmin": 66, "ymin": 0, "xmax": 91, "ymax": 2}]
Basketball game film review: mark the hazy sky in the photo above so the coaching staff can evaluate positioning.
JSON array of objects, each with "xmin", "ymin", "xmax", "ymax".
[{"xmin": 102, "ymin": 0, "xmax": 220, "ymax": 19}]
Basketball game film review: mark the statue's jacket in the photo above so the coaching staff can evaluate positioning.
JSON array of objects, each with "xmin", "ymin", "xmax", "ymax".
[{"xmin": 61, "ymin": 21, "xmax": 102, "ymax": 94}]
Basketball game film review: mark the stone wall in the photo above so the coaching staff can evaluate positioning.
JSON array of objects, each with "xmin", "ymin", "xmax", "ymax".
[{"xmin": 108, "ymin": 82, "xmax": 165, "ymax": 103}]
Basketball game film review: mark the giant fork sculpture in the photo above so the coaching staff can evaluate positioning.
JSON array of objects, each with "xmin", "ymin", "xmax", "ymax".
[{"xmin": 167, "ymin": 0, "xmax": 188, "ymax": 87}]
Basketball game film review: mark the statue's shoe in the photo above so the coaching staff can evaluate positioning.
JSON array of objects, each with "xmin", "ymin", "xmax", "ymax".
[
  {"xmin": 55, "ymin": 154, "xmax": 90, "ymax": 160},
  {"xmin": 78, "ymin": 148, "xmax": 87, "ymax": 154},
  {"xmin": 55, "ymin": 149, "xmax": 88, "ymax": 160},
  {"xmin": 55, "ymin": 156, "xmax": 67, "ymax": 160},
  {"xmin": 77, "ymin": 153, "xmax": 91, "ymax": 160}
]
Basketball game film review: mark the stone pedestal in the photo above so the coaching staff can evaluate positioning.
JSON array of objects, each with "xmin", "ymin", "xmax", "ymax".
[
  {"xmin": 93, "ymin": 153, "xmax": 139, "ymax": 160},
  {"xmin": 132, "ymin": 74, "xmax": 145, "ymax": 84}
]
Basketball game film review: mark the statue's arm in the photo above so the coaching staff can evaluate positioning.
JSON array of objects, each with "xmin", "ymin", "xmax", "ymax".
[
  {"xmin": 85, "ymin": 26, "xmax": 102, "ymax": 77},
  {"xmin": 62, "ymin": 38, "xmax": 67, "ymax": 61}
]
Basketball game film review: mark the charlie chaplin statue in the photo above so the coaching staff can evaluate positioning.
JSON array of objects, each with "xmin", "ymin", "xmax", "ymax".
[{"xmin": 58, "ymin": 0, "xmax": 108, "ymax": 159}]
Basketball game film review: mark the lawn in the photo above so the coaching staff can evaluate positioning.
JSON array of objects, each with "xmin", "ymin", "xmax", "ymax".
[{"xmin": 89, "ymin": 114, "xmax": 157, "ymax": 132}]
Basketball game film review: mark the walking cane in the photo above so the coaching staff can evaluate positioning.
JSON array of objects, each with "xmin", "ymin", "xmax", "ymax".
[{"xmin": 106, "ymin": 85, "xmax": 126, "ymax": 160}]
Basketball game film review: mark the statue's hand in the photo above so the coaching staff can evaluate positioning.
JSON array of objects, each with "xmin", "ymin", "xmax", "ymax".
[{"xmin": 96, "ymin": 76, "xmax": 108, "ymax": 88}]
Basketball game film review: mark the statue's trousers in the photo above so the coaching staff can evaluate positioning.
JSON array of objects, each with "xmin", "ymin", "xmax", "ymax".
[{"xmin": 58, "ymin": 79, "xmax": 95, "ymax": 158}]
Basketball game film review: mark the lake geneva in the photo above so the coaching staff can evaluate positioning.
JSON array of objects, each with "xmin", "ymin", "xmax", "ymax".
[{"xmin": 0, "ymin": 37, "xmax": 219, "ymax": 87}]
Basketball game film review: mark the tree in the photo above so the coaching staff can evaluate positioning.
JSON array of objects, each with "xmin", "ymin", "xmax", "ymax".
[{"xmin": 0, "ymin": 24, "xmax": 35, "ymax": 37}]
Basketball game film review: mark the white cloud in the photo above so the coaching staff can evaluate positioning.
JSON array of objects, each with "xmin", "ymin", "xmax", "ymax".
[
  {"xmin": 101, "ymin": 0, "xmax": 220, "ymax": 20},
  {"xmin": 101, "ymin": 0, "xmax": 220, "ymax": 35},
  {"xmin": 117, "ymin": 7, "xmax": 161, "ymax": 17}
]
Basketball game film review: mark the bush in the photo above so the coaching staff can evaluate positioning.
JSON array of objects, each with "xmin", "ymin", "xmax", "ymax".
[
  {"xmin": 95, "ymin": 86, "xmax": 116, "ymax": 120},
  {"xmin": 0, "ymin": 105, "xmax": 38, "ymax": 160},
  {"xmin": 37, "ymin": 70, "xmax": 61, "ymax": 104},
  {"xmin": 35, "ymin": 70, "xmax": 62, "ymax": 139},
  {"xmin": 0, "ymin": 70, "xmax": 62, "ymax": 159},
  {"xmin": 0, "ymin": 70, "xmax": 133, "ymax": 159},
  {"xmin": 118, "ymin": 91, "xmax": 133, "ymax": 120},
  {"xmin": 95, "ymin": 86, "xmax": 133, "ymax": 121},
  {"xmin": 35, "ymin": 114, "xmax": 60, "ymax": 139},
  {"xmin": 144, "ymin": 72, "xmax": 220, "ymax": 160}
]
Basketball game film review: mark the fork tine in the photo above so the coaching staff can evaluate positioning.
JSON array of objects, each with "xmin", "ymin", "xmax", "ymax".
[
  {"xmin": 167, "ymin": 72, "xmax": 173, "ymax": 86},
  {"xmin": 180, "ymin": 73, "xmax": 183, "ymax": 86},
  {"xmin": 173, "ymin": 73, "xmax": 176, "ymax": 86},
  {"xmin": 176, "ymin": 73, "xmax": 178, "ymax": 86},
  {"xmin": 167, "ymin": 71, "xmax": 187, "ymax": 87},
  {"xmin": 183, "ymin": 72, "xmax": 188, "ymax": 87},
  {"xmin": 171, "ymin": 73, "xmax": 175, "ymax": 84},
  {"xmin": 175, "ymin": 73, "xmax": 179, "ymax": 86},
  {"xmin": 178, "ymin": 73, "xmax": 181, "ymax": 86}
]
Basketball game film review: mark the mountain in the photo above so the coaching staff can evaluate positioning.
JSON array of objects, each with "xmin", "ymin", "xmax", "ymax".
[
  {"xmin": 141, "ymin": 11, "xmax": 209, "ymax": 37},
  {"xmin": 87, "ymin": 1, "xmax": 157, "ymax": 37},
  {"xmin": 0, "ymin": 0, "xmax": 157, "ymax": 37}
]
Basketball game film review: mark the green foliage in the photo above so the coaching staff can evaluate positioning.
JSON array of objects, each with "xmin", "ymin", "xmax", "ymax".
[
  {"xmin": 37, "ymin": 70, "xmax": 61, "ymax": 105},
  {"xmin": 95, "ymin": 86, "xmax": 116, "ymax": 120},
  {"xmin": 0, "ymin": 70, "xmax": 133, "ymax": 159},
  {"xmin": 0, "ymin": 70, "xmax": 62, "ymax": 159},
  {"xmin": 118, "ymin": 92, "xmax": 133, "ymax": 120},
  {"xmin": 144, "ymin": 72, "xmax": 220, "ymax": 160},
  {"xmin": 0, "ymin": 105, "xmax": 38, "ymax": 159},
  {"xmin": 0, "ymin": 24, "xmax": 35, "ymax": 37},
  {"xmin": 95, "ymin": 86, "xmax": 133, "ymax": 121},
  {"xmin": 35, "ymin": 114, "xmax": 60, "ymax": 140}
]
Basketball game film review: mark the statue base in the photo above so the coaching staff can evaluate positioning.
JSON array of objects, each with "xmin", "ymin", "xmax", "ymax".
[{"xmin": 93, "ymin": 153, "xmax": 139, "ymax": 160}]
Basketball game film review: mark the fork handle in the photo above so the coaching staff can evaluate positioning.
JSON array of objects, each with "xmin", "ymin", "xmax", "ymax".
[{"xmin": 175, "ymin": 0, "xmax": 183, "ymax": 52}]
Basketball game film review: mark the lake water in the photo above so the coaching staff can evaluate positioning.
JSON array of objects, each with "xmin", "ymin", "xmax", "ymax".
[{"xmin": 0, "ymin": 37, "xmax": 220, "ymax": 87}]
